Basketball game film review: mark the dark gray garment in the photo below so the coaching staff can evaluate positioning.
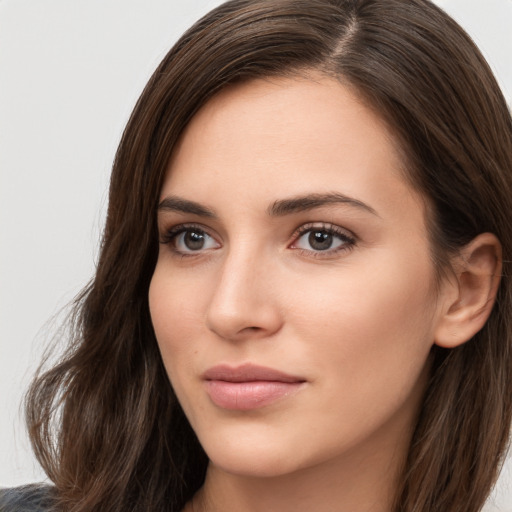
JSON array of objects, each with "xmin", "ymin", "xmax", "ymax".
[{"xmin": 0, "ymin": 485, "xmax": 55, "ymax": 512}]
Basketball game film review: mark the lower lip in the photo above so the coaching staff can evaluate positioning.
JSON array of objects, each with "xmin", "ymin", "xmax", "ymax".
[{"xmin": 204, "ymin": 380, "xmax": 304, "ymax": 410}]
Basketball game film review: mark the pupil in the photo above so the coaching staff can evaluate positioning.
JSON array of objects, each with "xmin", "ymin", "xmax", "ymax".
[
  {"xmin": 309, "ymin": 231, "xmax": 332, "ymax": 251},
  {"xmin": 184, "ymin": 231, "xmax": 205, "ymax": 250}
]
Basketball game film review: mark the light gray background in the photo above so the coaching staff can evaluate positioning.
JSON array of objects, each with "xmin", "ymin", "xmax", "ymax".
[{"xmin": 1, "ymin": 1, "xmax": 511, "ymax": 509}]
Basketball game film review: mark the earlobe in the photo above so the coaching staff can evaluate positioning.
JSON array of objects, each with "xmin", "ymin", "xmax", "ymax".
[{"xmin": 434, "ymin": 233, "xmax": 502, "ymax": 349}]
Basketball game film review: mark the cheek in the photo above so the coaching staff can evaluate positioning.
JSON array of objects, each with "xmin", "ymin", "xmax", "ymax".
[
  {"xmin": 281, "ymin": 260, "xmax": 436, "ymax": 452},
  {"xmin": 148, "ymin": 268, "xmax": 203, "ymax": 377},
  {"xmin": 288, "ymin": 250, "xmax": 437, "ymax": 387}
]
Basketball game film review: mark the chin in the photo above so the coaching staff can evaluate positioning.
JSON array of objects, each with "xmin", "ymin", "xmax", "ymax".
[
  {"xmin": 208, "ymin": 451, "xmax": 301, "ymax": 479},
  {"xmin": 198, "ymin": 426, "xmax": 310, "ymax": 478}
]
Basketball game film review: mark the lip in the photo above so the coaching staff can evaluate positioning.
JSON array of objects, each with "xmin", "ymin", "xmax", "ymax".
[{"xmin": 202, "ymin": 364, "xmax": 306, "ymax": 411}]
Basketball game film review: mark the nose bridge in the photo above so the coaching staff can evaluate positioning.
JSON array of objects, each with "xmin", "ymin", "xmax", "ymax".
[{"xmin": 205, "ymin": 240, "xmax": 281, "ymax": 340}]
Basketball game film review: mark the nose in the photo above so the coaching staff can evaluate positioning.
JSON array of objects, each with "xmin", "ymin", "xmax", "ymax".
[{"xmin": 205, "ymin": 248, "xmax": 283, "ymax": 342}]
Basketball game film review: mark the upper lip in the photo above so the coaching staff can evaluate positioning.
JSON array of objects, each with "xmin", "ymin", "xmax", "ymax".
[{"xmin": 202, "ymin": 364, "xmax": 306, "ymax": 383}]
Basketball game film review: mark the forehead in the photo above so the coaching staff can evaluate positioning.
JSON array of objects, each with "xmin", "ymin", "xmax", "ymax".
[{"xmin": 163, "ymin": 74, "xmax": 424, "ymax": 224}]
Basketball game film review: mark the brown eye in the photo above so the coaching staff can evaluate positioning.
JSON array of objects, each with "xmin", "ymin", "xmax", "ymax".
[
  {"xmin": 291, "ymin": 224, "xmax": 355, "ymax": 256},
  {"xmin": 182, "ymin": 230, "xmax": 207, "ymax": 250},
  {"xmin": 308, "ymin": 231, "xmax": 335, "ymax": 251},
  {"xmin": 166, "ymin": 227, "xmax": 220, "ymax": 253}
]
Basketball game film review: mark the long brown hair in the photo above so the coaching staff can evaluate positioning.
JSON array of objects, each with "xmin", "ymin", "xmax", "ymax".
[{"xmin": 26, "ymin": 1, "xmax": 512, "ymax": 511}]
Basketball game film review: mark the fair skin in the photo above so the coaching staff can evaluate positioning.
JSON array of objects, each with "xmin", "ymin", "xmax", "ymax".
[{"xmin": 149, "ymin": 75, "xmax": 501, "ymax": 512}]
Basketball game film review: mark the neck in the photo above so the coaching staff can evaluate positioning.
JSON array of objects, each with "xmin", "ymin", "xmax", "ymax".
[{"xmin": 191, "ymin": 430, "xmax": 407, "ymax": 512}]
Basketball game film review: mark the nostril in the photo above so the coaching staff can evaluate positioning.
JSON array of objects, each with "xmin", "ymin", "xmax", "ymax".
[{"xmin": 205, "ymin": 280, "xmax": 283, "ymax": 340}]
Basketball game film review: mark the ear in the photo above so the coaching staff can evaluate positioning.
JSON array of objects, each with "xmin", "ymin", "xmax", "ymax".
[{"xmin": 434, "ymin": 233, "xmax": 502, "ymax": 349}]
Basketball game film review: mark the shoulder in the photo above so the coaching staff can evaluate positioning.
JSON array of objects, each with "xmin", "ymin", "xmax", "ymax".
[{"xmin": 0, "ymin": 484, "xmax": 56, "ymax": 512}]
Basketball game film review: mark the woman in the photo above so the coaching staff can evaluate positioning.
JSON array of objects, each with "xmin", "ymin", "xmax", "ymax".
[{"xmin": 2, "ymin": 0, "xmax": 511, "ymax": 511}]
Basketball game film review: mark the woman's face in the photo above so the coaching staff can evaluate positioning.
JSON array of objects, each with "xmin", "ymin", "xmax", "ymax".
[{"xmin": 149, "ymin": 76, "xmax": 449, "ymax": 478}]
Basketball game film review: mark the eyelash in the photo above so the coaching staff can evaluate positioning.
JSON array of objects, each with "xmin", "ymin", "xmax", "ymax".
[
  {"xmin": 159, "ymin": 222, "xmax": 356, "ymax": 259},
  {"xmin": 160, "ymin": 223, "xmax": 217, "ymax": 256},
  {"xmin": 290, "ymin": 222, "xmax": 356, "ymax": 259}
]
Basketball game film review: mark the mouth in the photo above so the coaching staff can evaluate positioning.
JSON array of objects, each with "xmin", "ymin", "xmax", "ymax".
[{"xmin": 202, "ymin": 364, "xmax": 306, "ymax": 411}]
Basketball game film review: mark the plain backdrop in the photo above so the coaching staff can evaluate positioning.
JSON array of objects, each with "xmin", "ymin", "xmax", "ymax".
[{"xmin": 1, "ymin": 0, "xmax": 511, "ymax": 509}]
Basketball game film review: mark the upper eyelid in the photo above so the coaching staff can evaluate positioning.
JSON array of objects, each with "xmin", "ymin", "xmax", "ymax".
[
  {"xmin": 159, "ymin": 222, "xmax": 219, "ymax": 244},
  {"xmin": 291, "ymin": 222, "xmax": 356, "ymax": 240},
  {"xmin": 161, "ymin": 221, "xmax": 216, "ymax": 235},
  {"xmin": 165, "ymin": 222, "xmax": 211, "ymax": 233}
]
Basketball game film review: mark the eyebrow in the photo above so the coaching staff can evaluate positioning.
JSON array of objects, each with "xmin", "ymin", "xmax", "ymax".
[
  {"xmin": 157, "ymin": 192, "xmax": 378, "ymax": 218},
  {"xmin": 158, "ymin": 196, "xmax": 217, "ymax": 217},
  {"xmin": 268, "ymin": 192, "xmax": 379, "ymax": 217}
]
